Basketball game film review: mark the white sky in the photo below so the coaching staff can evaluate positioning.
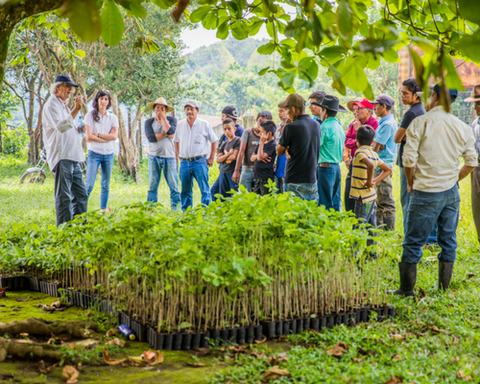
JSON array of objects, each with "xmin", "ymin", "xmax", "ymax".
[{"xmin": 180, "ymin": 24, "xmax": 271, "ymax": 54}]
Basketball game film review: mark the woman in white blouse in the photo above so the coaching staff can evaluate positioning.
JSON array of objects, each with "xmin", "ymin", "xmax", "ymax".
[{"xmin": 85, "ymin": 90, "xmax": 119, "ymax": 212}]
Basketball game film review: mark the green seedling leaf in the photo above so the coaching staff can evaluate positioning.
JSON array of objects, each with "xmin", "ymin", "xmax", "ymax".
[{"xmin": 101, "ymin": 0, "xmax": 125, "ymax": 46}]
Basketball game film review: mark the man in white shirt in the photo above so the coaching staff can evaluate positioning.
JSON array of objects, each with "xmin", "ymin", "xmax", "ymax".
[
  {"xmin": 394, "ymin": 84, "xmax": 477, "ymax": 296},
  {"xmin": 42, "ymin": 75, "xmax": 87, "ymax": 226},
  {"xmin": 174, "ymin": 100, "xmax": 217, "ymax": 210}
]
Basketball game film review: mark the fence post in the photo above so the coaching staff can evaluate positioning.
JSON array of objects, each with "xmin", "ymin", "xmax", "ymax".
[{"xmin": 242, "ymin": 112, "xmax": 255, "ymax": 130}]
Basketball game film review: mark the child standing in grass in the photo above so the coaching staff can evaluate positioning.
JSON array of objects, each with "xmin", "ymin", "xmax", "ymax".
[
  {"xmin": 251, "ymin": 120, "xmax": 277, "ymax": 196},
  {"xmin": 350, "ymin": 125, "xmax": 392, "ymax": 257},
  {"xmin": 216, "ymin": 119, "xmax": 241, "ymax": 199}
]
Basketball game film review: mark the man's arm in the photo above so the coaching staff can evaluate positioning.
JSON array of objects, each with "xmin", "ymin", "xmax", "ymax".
[
  {"xmin": 232, "ymin": 140, "xmax": 247, "ymax": 183},
  {"xmin": 459, "ymin": 165, "xmax": 476, "ymax": 181},
  {"xmin": 371, "ymin": 142, "xmax": 384, "ymax": 152},
  {"xmin": 276, "ymin": 144, "xmax": 286, "ymax": 156},
  {"xmin": 404, "ymin": 166, "xmax": 415, "ymax": 193},
  {"xmin": 372, "ymin": 162, "xmax": 392, "ymax": 184},
  {"xmin": 402, "ymin": 118, "xmax": 422, "ymax": 193},
  {"xmin": 394, "ymin": 111, "xmax": 414, "ymax": 143},
  {"xmin": 207, "ymin": 142, "xmax": 217, "ymax": 166},
  {"xmin": 174, "ymin": 141, "xmax": 181, "ymax": 160},
  {"xmin": 394, "ymin": 127, "xmax": 407, "ymax": 143}
]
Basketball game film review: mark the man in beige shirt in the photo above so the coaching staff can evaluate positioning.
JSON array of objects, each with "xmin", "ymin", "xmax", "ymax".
[{"xmin": 394, "ymin": 84, "xmax": 477, "ymax": 297}]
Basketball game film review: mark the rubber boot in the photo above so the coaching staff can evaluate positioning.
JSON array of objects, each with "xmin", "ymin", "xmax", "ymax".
[
  {"xmin": 384, "ymin": 215, "xmax": 396, "ymax": 231},
  {"xmin": 438, "ymin": 261, "xmax": 454, "ymax": 291},
  {"xmin": 393, "ymin": 262, "xmax": 417, "ymax": 297}
]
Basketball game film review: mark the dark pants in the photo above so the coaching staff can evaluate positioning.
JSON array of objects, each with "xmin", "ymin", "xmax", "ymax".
[
  {"xmin": 275, "ymin": 177, "xmax": 284, "ymax": 194},
  {"xmin": 373, "ymin": 170, "xmax": 396, "ymax": 230},
  {"xmin": 402, "ymin": 185, "xmax": 460, "ymax": 264},
  {"xmin": 353, "ymin": 199, "xmax": 377, "ymax": 258},
  {"xmin": 344, "ymin": 161, "xmax": 355, "ymax": 212},
  {"xmin": 317, "ymin": 163, "xmax": 341, "ymax": 211},
  {"xmin": 211, "ymin": 164, "xmax": 222, "ymax": 202},
  {"xmin": 54, "ymin": 159, "xmax": 88, "ymax": 226},
  {"xmin": 254, "ymin": 179, "xmax": 273, "ymax": 196},
  {"xmin": 218, "ymin": 171, "xmax": 238, "ymax": 199}
]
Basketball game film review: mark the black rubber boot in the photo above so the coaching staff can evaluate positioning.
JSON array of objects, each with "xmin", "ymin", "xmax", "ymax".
[
  {"xmin": 384, "ymin": 216, "xmax": 396, "ymax": 231},
  {"xmin": 393, "ymin": 262, "xmax": 417, "ymax": 297},
  {"xmin": 438, "ymin": 261, "xmax": 454, "ymax": 291}
]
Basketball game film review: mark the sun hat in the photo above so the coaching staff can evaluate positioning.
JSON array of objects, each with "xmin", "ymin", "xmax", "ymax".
[
  {"xmin": 278, "ymin": 93, "xmax": 306, "ymax": 109},
  {"xmin": 346, "ymin": 97, "xmax": 363, "ymax": 112},
  {"xmin": 464, "ymin": 84, "xmax": 480, "ymax": 103},
  {"xmin": 146, "ymin": 97, "xmax": 174, "ymax": 112}
]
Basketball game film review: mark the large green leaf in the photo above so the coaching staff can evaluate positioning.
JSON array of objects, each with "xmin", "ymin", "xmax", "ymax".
[
  {"xmin": 442, "ymin": 55, "xmax": 465, "ymax": 91},
  {"xmin": 284, "ymin": 19, "xmax": 306, "ymax": 38},
  {"xmin": 216, "ymin": 21, "xmax": 229, "ymax": 39},
  {"xmin": 453, "ymin": 31, "xmax": 480, "ymax": 63},
  {"xmin": 457, "ymin": 0, "xmax": 480, "ymax": 25},
  {"xmin": 408, "ymin": 46, "xmax": 424, "ymax": 88},
  {"xmin": 190, "ymin": 5, "xmax": 211, "ymax": 23},
  {"xmin": 101, "ymin": 0, "xmax": 125, "ymax": 46},
  {"xmin": 66, "ymin": 0, "xmax": 102, "ymax": 43},
  {"xmin": 298, "ymin": 57, "xmax": 318, "ymax": 86},
  {"xmin": 341, "ymin": 56, "xmax": 367, "ymax": 92},
  {"xmin": 116, "ymin": 0, "xmax": 147, "ymax": 18},
  {"xmin": 337, "ymin": 0, "xmax": 353, "ymax": 39},
  {"xmin": 359, "ymin": 39, "xmax": 397, "ymax": 54},
  {"xmin": 257, "ymin": 42, "xmax": 276, "ymax": 55}
]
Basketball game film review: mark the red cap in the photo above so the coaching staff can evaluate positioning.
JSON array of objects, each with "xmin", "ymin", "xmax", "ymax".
[{"xmin": 352, "ymin": 98, "xmax": 374, "ymax": 109}]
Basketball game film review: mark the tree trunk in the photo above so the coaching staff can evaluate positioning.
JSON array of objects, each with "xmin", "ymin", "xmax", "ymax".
[
  {"xmin": 0, "ymin": 0, "xmax": 66, "ymax": 97},
  {"xmin": 111, "ymin": 93, "xmax": 139, "ymax": 181},
  {"xmin": 0, "ymin": 123, "xmax": 3, "ymax": 153}
]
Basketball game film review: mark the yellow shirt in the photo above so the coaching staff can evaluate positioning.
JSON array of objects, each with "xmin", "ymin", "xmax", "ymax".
[{"xmin": 350, "ymin": 145, "xmax": 384, "ymax": 203}]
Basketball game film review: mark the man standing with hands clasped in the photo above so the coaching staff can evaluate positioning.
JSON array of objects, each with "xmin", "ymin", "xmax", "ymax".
[
  {"xmin": 174, "ymin": 100, "xmax": 217, "ymax": 211},
  {"xmin": 394, "ymin": 84, "xmax": 477, "ymax": 297},
  {"xmin": 42, "ymin": 74, "xmax": 87, "ymax": 227}
]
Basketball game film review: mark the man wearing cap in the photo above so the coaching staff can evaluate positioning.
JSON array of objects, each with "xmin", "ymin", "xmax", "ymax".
[
  {"xmin": 308, "ymin": 91, "xmax": 327, "ymax": 123},
  {"xmin": 394, "ymin": 84, "xmax": 477, "ymax": 297},
  {"xmin": 144, "ymin": 97, "xmax": 180, "ymax": 210},
  {"xmin": 464, "ymin": 85, "xmax": 480, "ymax": 244},
  {"xmin": 344, "ymin": 98, "xmax": 378, "ymax": 211},
  {"xmin": 174, "ymin": 100, "xmax": 218, "ymax": 210},
  {"xmin": 372, "ymin": 94, "xmax": 398, "ymax": 230},
  {"xmin": 316, "ymin": 95, "xmax": 346, "ymax": 211},
  {"xmin": 277, "ymin": 93, "xmax": 321, "ymax": 201},
  {"xmin": 211, "ymin": 106, "xmax": 244, "ymax": 202},
  {"xmin": 42, "ymin": 75, "xmax": 87, "ymax": 226}
]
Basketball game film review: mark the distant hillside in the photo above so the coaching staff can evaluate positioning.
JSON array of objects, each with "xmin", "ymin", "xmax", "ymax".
[{"xmin": 183, "ymin": 38, "xmax": 270, "ymax": 76}]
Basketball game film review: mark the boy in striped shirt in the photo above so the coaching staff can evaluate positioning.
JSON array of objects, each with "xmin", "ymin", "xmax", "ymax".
[{"xmin": 350, "ymin": 125, "xmax": 392, "ymax": 257}]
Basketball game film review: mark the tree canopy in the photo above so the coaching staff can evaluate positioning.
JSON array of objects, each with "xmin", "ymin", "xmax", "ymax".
[{"xmin": 1, "ymin": 0, "xmax": 479, "ymax": 105}]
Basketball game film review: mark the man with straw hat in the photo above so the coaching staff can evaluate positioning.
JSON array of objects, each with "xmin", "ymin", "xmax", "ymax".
[
  {"xmin": 464, "ymin": 85, "xmax": 480, "ymax": 244},
  {"xmin": 145, "ymin": 97, "xmax": 180, "ymax": 210}
]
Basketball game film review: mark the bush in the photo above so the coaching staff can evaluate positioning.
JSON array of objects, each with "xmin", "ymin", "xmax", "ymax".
[{"xmin": 2, "ymin": 125, "xmax": 29, "ymax": 155}]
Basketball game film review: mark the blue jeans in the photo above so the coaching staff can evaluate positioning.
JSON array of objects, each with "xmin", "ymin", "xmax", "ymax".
[
  {"xmin": 147, "ymin": 155, "xmax": 181, "ymax": 210},
  {"xmin": 353, "ymin": 199, "xmax": 377, "ymax": 257},
  {"xmin": 400, "ymin": 166, "xmax": 438, "ymax": 242},
  {"xmin": 402, "ymin": 185, "xmax": 460, "ymax": 264},
  {"xmin": 239, "ymin": 167, "xmax": 254, "ymax": 192},
  {"xmin": 210, "ymin": 164, "xmax": 222, "ymax": 202},
  {"xmin": 85, "ymin": 151, "xmax": 114, "ymax": 209},
  {"xmin": 317, "ymin": 164, "xmax": 341, "ymax": 211},
  {"xmin": 179, "ymin": 157, "xmax": 211, "ymax": 210},
  {"xmin": 285, "ymin": 182, "xmax": 319, "ymax": 201},
  {"xmin": 218, "ymin": 172, "xmax": 238, "ymax": 198}
]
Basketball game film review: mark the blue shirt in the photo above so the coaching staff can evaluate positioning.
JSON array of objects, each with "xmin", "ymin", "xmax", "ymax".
[
  {"xmin": 374, "ymin": 114, "xmax": 398, "ymax": 168},
  {"xmin": 313, "ymin": 116, "xmax": 323, "ymax": 125}
]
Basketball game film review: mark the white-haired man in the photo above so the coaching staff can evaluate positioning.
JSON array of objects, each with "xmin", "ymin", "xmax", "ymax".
[{"xmin": 42, "ymin": 74, "xmax": 87, "ymax": 226}]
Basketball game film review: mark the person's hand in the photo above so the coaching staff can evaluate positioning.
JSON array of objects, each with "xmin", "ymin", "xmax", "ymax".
[
  {"xmin": 74, "ymin": 95, "xmax": 83, "ymax": 110},
  {"xmin": 407, "ymin": 184, "xmax": 413, "ymax": 194},
  {"xmin": 260, "ymin": 132, "xmax": 268, "ymax": 143},
  {"xmin": 261, "ymin": 156, "xmax": 271, "ymax": 163},
  {"xmin": 363, "ymin": 180, "xmax": 375, "ymax": 189},
  {"xmin": 285, "ymin": 147, "xmax": 291, "ymax": 159},
  {"xmin": 345, "ymin": 159, "xmax": 351, "ymax": 168},
  {"xmin": 402, "ymin": 135, "xmax": 407, "ymax": 142},
  {"xmin": 232, "ymin": 170, "xmax": 240, "ymax": 183},
  {"xmin": 352, "ymin": 119, "xmax": 361, "ymax": 131},
  {"xmin": 207, "ymin": 157, "xmax": 214, "ymax": 167}
]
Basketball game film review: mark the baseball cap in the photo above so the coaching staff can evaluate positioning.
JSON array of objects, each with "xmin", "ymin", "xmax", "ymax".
[
  {"xmin": 433, "ymin": 84, "xmax": 458, "ymax": 102},
  {"xmin": 222, "ymin": 105, "xmax": 239, "ymax": 120},
  {"xmin": 278, "ymin": 93, "xmax": 306, "ymax": 109},
  {"xmin": 55, "ymin": 74, "xmax": 78, "ymax": 87},
  {"xmin": 372, "ymin": 94, "xmax": 395, "ymax": 107},
  {"xmin": 184, "ymin": 100, "xmax": 199, "ymax": 109},
  {"xmin": 353, "ymin": 98, "xmax": 374, "ymax": 109}
]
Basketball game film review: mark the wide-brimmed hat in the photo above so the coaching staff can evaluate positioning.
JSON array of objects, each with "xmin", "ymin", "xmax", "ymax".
[
  {"xmin": 346, "ymin": 97, "xmax": 363, "ymax": 112},
  {"xmin": 146, "ymin": 97, "xmax": 174, "ymax": 112},
  {"xmin": 464, "ymin": 84, "xmax": 480, "ymax": 103},
  {"xmin": 353, "ymin": 98, "xmax": 375, "ymax": 110},
  {"xmin": 319, "ymin": 95, "xmax": 348, "ymax": 113},
  {"xmin": 278, "ymin": 93, "xmax": 306, "ymax": 109}
]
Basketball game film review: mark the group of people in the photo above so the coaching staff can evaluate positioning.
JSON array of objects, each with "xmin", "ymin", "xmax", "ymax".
[{"xmin": 42, "ymin": 74, "xmax": 479, "ymax": 297}]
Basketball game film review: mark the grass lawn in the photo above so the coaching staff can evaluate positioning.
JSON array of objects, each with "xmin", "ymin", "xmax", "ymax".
[{"xmin": 1, "ymin": 153, "xmax": 479, "ymax": 383}]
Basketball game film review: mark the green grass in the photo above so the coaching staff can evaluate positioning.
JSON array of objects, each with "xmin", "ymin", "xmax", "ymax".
[{"xmin": 1, "ymin": 153, "xmax": 479, "ymax": 383}]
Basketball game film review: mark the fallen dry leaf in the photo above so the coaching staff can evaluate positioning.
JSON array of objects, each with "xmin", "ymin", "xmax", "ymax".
[
  {"xmin": 390, "ymin": 334, "xmax": 406, "ymax": 341},
  {"xmin": 416, "ymin": 286, "xmax": 427, "ymax": 298},
  {"xmin": 326, "ymin": 341, "xmax": 349, "ymax": 358},
  {"xmin": 106, "ymin": 328, "xmax": 119, "ymax": 337},
  {"xmin": 251, "ymin": 351, "xmax": 266, "ymax": 359},
  {"xmin": 351, "ymin": 357, "xmax": 363, "ymax": 363},
  {"xmin": 106, "ymin": 338, "xmax": 126, "ymax": 348},
  {"xmin": 193, "ymin": 347, "xmax": 209, "ymax": 353},
  {"xmin": 66, "ymin": 339, "xmax": 98, "ymax": 348},
  {"xmin": 451, "ymin": 356, "xmax": 460, "ymax": 364},
  {"xmin": 62, "ymin": 365, "xmax": 79, "ymax": 384},
  {"xmin": 457, "ymin": 370, "xmax": 473, "ymax": 381},
  {"xmin": 263, "ymin": 366, "xmax": 291, "ymax": 382},
  {"xmin": 38, "ymin": 360, "xmax": 58, "ymax": 374},
  {"xmin": 229, "ymin": 345, "xmax": 248, "ymax": 353},
  {"xmin": 128, "ymin": 356, "xmax": 147, "ymax": 367},
  {"xmin": 392, "ymin": 354, "xmax": 402, "ymax": 362},
  {"xmin": 52, "ymin": 301, "xmax": 62, "ymax": 308},
  {"xmin": 255, "ymin": 335, "xmax": 267, "ymax": 344},
  {"xmin": 277, "ymin": 335, "xmax": 287, "ymax": 342},
  {"xmin": 381, "ymin": 374, "xmax": 403, "ymax": 384},
  {"xmin": 142, "ymin": 350, "xmax": 164, "ymax": 365},
  {"xmin": 102, "ymin": 347, "xmax": 127, "ymax": 366},
  {"xmin": 187, "ymin": 362, "xmax": 207, "ymax": 367},
  {"xmin": 268, "ymin": 353, "xmax": 288, "ymax": 366},
  {"xmin": 357, "ymin": 347, "xmax": 373, "ymax": 356},
  {"xmin": 467, "ymin": 273, "xmax": 476, "ymax": 279}
]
